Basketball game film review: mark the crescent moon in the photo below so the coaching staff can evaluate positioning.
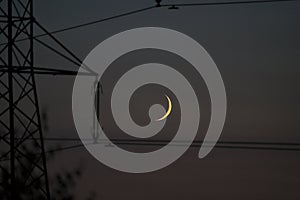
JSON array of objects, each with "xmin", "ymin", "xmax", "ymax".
[{"xmin": 156, "ymin": 95, "xmax": 172, "ymax": 121}]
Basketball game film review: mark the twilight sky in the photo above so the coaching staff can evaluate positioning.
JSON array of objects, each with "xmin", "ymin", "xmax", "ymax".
[{"xmin": 26, "ymin": 0, "xmax": 300, "ymax": 199}]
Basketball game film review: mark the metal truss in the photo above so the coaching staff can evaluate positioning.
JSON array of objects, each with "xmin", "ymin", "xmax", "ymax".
[
  {"xmin": 0, "ymin": 0, "xmax": 298, "ymax": 199},
  {"xmin": 0, "ymin": 0, "xmax": 96, "ymax": 198},
  {"xmin": 0, "ymin": 0, "xmax": 50, "ymax": 199}
]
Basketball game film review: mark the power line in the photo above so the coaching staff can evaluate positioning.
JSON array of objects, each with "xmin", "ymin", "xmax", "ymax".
[
  {"xmin": 15, "ymin": 137, "xmax": 300, "ymax": 146},
  {"xmin": 0, "ymin": 143, "xmax": 95, "ymax": 162},
  {"xmin": 0, "ymin": 66, "xmax": 94, "ymax": 76},
  {"xmin": 1, "ymin": 137, "xmax": 299, "ymax": 163},
  {"xmin": 42, "ymin": 140, "xmax": 300, "ymax": 155},
  {"xmin": 1, "ymin": 0, "xmax": 298, "ymax": 177},
  {"xmin": 3, "ymin": 137, "xmax": 300, "ymax": 153},
  {"xmin": 0, "ymin": 0, "xmax": 298, "ymax": 47},
  {"xmin": 160, "ymin": 0, "xmax": 299, "ymax": 8},
  {"xmin": 1, "ymin": 140, "xmax": 300, "ymax": 162},
  {"xmin": 40, "ymin": 139, "xmax": 300, "ymax": 152},
  {"xmin": 34, "ymin": 20, "xmax": 97, "ymax": 76},
  {"xmin": 6, "ymin": 136, "xmax": 300, "ymax": 146},
  {"xmin": 38, "ymin": 137, "xmax": 300, "ymax": 152},
  {"xmin": 34, "ymin": 5, "xmax": 156, "ymax": 37},
  {"xmin": 0, "ymin": 5, "xmax": 156, "ymax": 46}
]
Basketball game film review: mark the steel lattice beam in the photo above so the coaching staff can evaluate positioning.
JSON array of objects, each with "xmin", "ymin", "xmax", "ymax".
[{"xmin": 0, "ymin": 0, "xmax": 50, "ymax": 199}]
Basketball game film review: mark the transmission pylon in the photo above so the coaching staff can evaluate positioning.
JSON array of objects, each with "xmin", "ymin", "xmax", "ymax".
[{"xmin": 0, "ymin": 0, "xmax": 50, "ymax": 199}]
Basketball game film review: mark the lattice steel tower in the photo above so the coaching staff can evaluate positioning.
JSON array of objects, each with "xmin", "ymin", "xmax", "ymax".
[{"xmin": 0, "ymin": 0, "xmax": 50, "ymax": 199}]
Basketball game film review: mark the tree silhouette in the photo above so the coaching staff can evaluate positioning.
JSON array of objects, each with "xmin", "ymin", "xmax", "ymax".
[{"xmin": 0, "ymin": 129, "xmax": 96, "ymax": 199}]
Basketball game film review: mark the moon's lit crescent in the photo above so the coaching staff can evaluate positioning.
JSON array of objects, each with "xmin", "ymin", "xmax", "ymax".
[{"xmin": 156, "ymin": 95, "xmax": 172, "ymax": 121}]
